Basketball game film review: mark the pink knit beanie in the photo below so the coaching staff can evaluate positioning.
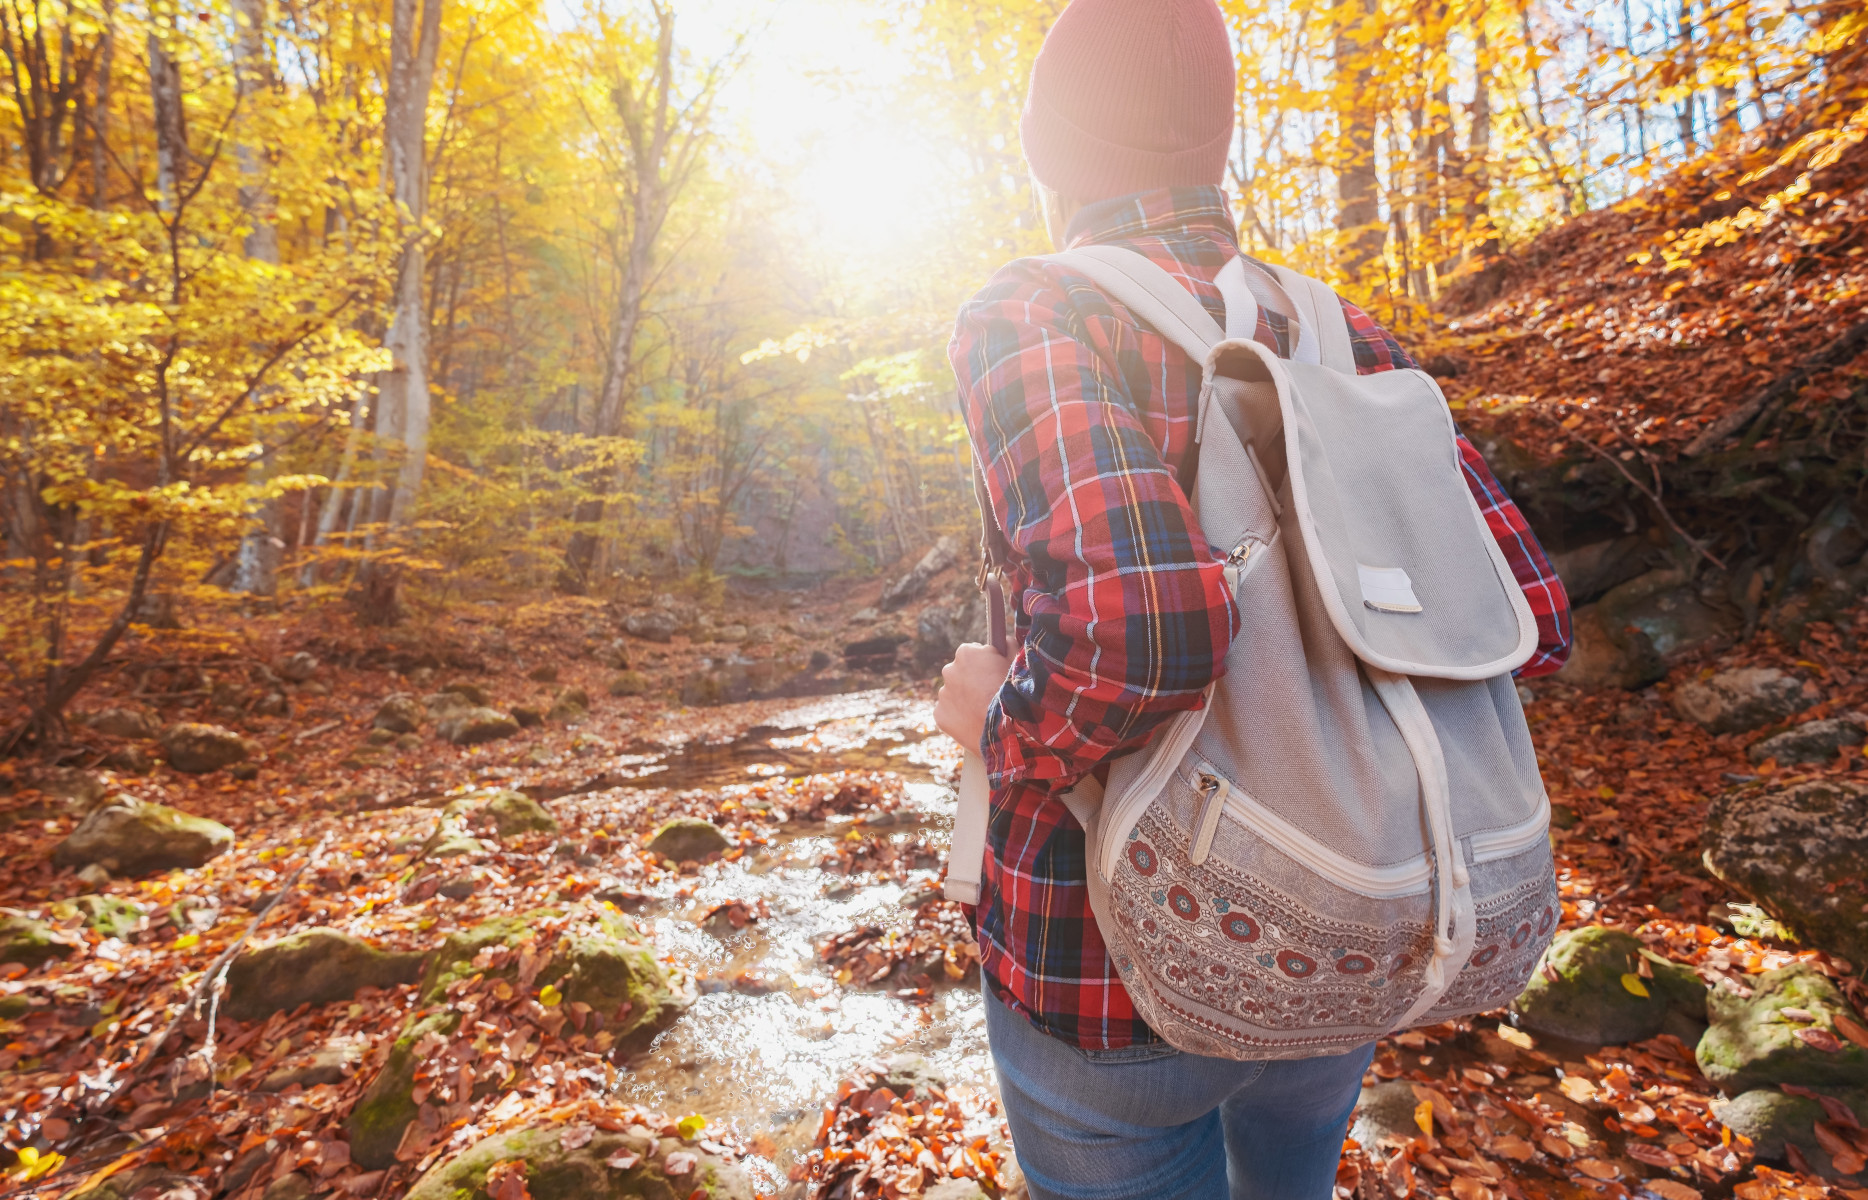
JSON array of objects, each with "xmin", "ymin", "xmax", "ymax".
[{"xmin": 1020, "ymin": 0, "xmax": 1237, "ymax": 203}]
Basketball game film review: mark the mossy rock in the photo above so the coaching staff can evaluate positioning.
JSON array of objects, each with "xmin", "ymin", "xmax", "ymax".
[
  {"xmin": 350, "ymin": 904, "xmax": 690, "ymax": 1168},
  {"xmin": 484, "ymin": 791, "xmax": 560, "ymax": 837},
  {"xmin": 223, "ymin": 929, "xmax": 426, "ymax": 1020},
  {"xmin": 1698, "ymin": 963, "xmax": 1868, "ymax": 1093},
  {"xmin": 0, "ymin": 910, "xmax": 79, "ymax": 967},
  {"xmin": 348, "ymin": 1006, "xmax": 461, "ymax": 1168},
  {"xmin": 437, "ymin": 707, "xmax": 521, "ymax": 747},
  {"xmin": 1510, "ymin": 925, "xmax": 1706, "ymax": 1046},
  {"xmin": 548, "ymin": 688, "xmax": 591, "ymax": 723},
  {"xmin": 46, "ymin": 895, "xmax": 145, "ymax": 940},
  {"xmin": 646, "ymin": 818, "xmax": 729, "ymax": 862},
  {"xmin": 52, "ymin": 800, "xmax": 232, "ymax": 875},
  {"xmin": 403, "ymin": 1122, "xmax": 753, "ymax": 1200},
  {"xmin": 1714, "ymin": 1088, "xmax": 1868, "ymax": 1179},
  {"xmin": 608, "ymin": 671, "xmax": 653, "ymax": 698}
]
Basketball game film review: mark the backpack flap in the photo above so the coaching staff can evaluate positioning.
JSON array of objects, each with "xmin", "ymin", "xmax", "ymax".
[{"xmin": 1274, "ymin": 359, "xmax": 1537, "ymax": 680}]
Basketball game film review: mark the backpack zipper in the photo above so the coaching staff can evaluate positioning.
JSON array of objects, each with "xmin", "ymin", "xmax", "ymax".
[{"xmin": 1467, "ymin": 794, "xmax": 1551, "ymax": 862}]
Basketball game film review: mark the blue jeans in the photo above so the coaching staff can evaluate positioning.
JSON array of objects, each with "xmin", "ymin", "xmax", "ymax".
[{"xmin": 984, "ymin": 985, "xmax": 1374, "ymax": 1200}]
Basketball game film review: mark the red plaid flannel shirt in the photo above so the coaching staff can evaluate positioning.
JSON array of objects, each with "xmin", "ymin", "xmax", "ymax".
[{"xmin": 949, "ymin": 187, "xmax": 1572, "ymax": 1050}]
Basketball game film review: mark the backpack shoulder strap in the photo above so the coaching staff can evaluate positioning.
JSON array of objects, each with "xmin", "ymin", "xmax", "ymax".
[
  {"xmin": 1266, "ymin": 264, "xmax": 1357, "ymax": 375},
  {"xmin": 1045, "ymin": 245, "xmax": 1225, "ymax": 364}
]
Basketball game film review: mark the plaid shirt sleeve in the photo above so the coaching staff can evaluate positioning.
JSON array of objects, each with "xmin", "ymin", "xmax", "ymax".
[
  {"xmin": 951, "ymin": 260, "xmax": 1240, "ymax": 790},
  {"xmin": 1340, "ymin": 296, "xmax": 1573, "ymax": 677}
]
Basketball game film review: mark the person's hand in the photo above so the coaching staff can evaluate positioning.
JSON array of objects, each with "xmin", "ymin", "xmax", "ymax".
[{"xmin": 934, "ymin": 642, "xmax": 1011, "ymax": 752}]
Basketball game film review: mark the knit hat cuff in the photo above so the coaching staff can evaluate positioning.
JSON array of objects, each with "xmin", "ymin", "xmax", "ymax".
[{"xmin": 1021, "ymin": 88, "xmax": 1233, "ymax": 202}]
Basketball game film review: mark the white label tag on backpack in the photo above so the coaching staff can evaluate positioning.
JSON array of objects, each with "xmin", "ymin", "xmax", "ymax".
[{"xmin": 1358, "ymin": 564, "xmax": 1423, "ymax": 614}]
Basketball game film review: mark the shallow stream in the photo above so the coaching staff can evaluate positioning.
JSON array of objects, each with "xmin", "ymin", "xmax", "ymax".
[{"xmin": 571, "ymin": 692, "xmax": 998, "ymax": 1194}]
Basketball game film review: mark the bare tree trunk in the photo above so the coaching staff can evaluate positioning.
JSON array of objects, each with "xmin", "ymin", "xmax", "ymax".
[
  {"xmin": 1332, "ymin": 0, "xmax": 1384, "ymax": 288},
  {"xmin": 356, "ymin": 0, "xmax": 442, "ymax": 623},
  {"xmin": 1675, "ymin": 0, "xmax": 1698, "ymax": 152},
  {"xmin": 90, "ymin": 0, "xmax": 111, "ymax": 209},
  {"xmin": 230, "ymin": 0, "xmax": 282, "ymax": 596},
  {"xmin": 562, "ymin": 2, "xmax": 728, "ymax": 589},
  {"xmin": 148, "ymin": 23, "xmax": 185, "ymax": 212}
]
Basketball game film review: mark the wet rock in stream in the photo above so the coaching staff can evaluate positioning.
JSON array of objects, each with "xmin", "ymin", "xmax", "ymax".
[{"xmin": 405, "ymin": 1118, "xmax": 754, "ymax": 1200}]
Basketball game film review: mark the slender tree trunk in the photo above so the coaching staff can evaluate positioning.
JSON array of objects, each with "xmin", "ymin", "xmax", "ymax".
[
  {"xmin": 148, "ymin": 23, "xmax": 186, "ymax": 211},
  {"xmin": 1468, "ymin": 22, "xmax": 1500, "ymax": 261},
  {"xmin": 90, "ymin": 1, "xmax": 111, "ymax": 209},
  {"xmin": 1675, "ymin": 0, "xmax": 1698, "ymax": 152},
  {"xmin": 1333, "ymin": 0, "xmax": 1384, "ymax": 288},
  {"xmin": 357, "ymin": 0, "xmax": 442, "ymax": 622},
  {"xmin": 230, "ymin": 0, "xmax": 282, "ymax": 596}
]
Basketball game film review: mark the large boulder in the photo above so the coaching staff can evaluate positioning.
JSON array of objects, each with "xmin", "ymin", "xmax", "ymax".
[
  {"xmin": 843, "ymin": 633, "xmax": 909, "ymax": 673},
  {"xmin": 1698, "ymin": 963, "xmax": 1868, "ymax": 1094},
  {"xmin": 1714, "ymin": 1088, "xmax": 1868, "ymax": 1179},
  {"xmin": 403, "ymin": 1120, "xmax": 753, "ymax": 1200},
  {"xmin": 0, "ymin": 911, "xmax": 80, "ymax": 967},
  {"xmin": 374, "ymin": 693, "xmax": 426, "ymax": 734},
  {"xmin": 1671, "ymin": 667, "xmax": 1815, "ymax": 734},
  {"xmin": 1510, "ymin": 926, "xmax": 1706, "ymax": 1046},
  {"xmin": 1554, "ymin": 604, "xmax": 1666, "ymax": 691},
  {"xmin": 348, "ymin": 903, "xmax": 691, "ymax": 1168},
  {"xmin": 547, "ymin": 688, "xmax": 590, "ymax": 723},
  {"xmin": 1704, "ymin": 779, "xmax": 1868, "ymax": 966},
  {"xmin": 1748, "ymin": 718, "xmax": 1866, "ymax": 766},
  {"xmin": 223, "ymin": 929, "xmax": 425, "ymax": 1020},
  {"xmin": 437, "ymin": 707, "xmax": 520, "ymax": 746},
  {"xmin": 53, "ymin": 799, "xmax": 232, "ymax": 875},
  {"xmin": 89, "ymin": 707, "xmax": 159, "ymax": 740},
  {"xmin": 1547, "ymin": 536, "xmax": 1654, "ymax": 606},
  {"xmin": 159, "ymin": 722, "xmax": 253, "ymax": 773},
  {"xmin": 646, "ymin": 817, "xmax": 729, "ymax": 862},
  {"xmin": 1602, "ymin": 569, "xmax": 1741, "ymax": 660},
  {"xmin": 914, "ymin": 594, "xmax": 988, "ymax": 672}
]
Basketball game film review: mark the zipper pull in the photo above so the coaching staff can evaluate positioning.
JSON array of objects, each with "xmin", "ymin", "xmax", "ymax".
[{"xmin": 1189, "ymin": 771, "xmax": 1230, "ymax": 866}]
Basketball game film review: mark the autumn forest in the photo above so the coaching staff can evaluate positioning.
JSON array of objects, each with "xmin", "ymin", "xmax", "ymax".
[{"xmin": 1, "ymin": 0, "xmax": 1867, "ymax": 1197}]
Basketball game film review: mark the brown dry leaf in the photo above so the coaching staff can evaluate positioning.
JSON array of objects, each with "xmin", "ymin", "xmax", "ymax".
[
  {"xmin": 1627, "ymin": 1142, "xmax": 1681, "ymax": 1167},
  {"xmin": 1645, "ymin": 1182, "xmax": 1704, "ymax": 1200},
  {"xmin": 1795, "ymin": 1027, "xmax": 1845, "ymax": 1053},
  {"xmin": 603, "ymin": 1150, "xmax": 640, "ymax": 1171},
  {"xmin": 1490, "ymin": 1135, "xmax": 1537, "ymax": 1161},
  {"xmin": 1382, "ymin": 1150, "xmax": 1414, "ymax": 1198},
  {"xmin": 485, "ymin": 1159, "xmax": 531, "ymax": 1200},
  {"xmin": 1450, "ymin": 1176, "xmax": 1494, "ymax": 1200},
  {"xmin": 663, "ymin": 1152, "xmax": 697, "ymax": 1176},
  {"xmin": 1835, "ymin": 1014, "xmax": 1868, "ymax": 1050},
  {"xmin": 1573, "ymin": 1158, "xmax": 1620, "ymax": 1180},
  {"xmin": 560, "ymin": 1125, "xmax": 594, "ymax": 1151},
  {"xmin": 1558, "ymin": 1075, "xmax": 1597, "ymax": 1103},
  {"xmin": 1538, "ymin": 1134, "xmax": 1575, "ymax": 1160}
]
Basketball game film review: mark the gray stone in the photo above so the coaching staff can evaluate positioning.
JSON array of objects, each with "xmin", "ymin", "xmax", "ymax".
[
  {"xmin": 548, "ymin": 687, "xmax": 590, "ymax": 723},
  {"xmin": 880, "ymin": 1053, "xmax": 948, "ymax": 1097},
  {"xmin": 374, "ymin": 693, "xmax": 425, "ymax": 734},
  {"xmin": 224, "ymin": 928, "xmax": 425, "ymax": 1020},
  {"xmin": 261, "ymin": 1173, "xmax": 314, "ymax": 1200},
  {"xmin": 1351, "ymin": 1080, "xmax": 1427, "ymax": 1147},
  {"xmin": 1604, "ymin": 568, "xmax": 1741, "ymax": 660},
  {"xmin": 258, "ymin": 1036, "xmax": 369, "ymax": 1092},
  {"xmin": 1713, "ymin": 1088, "xmax": 1868, "ymax": 1179},
  {"xmin": 1554, "ymin": 603, "xmax": 1665, "ymax": 690},
  {"xmin": 89, "ymin": 707, "xmax": 158, "ymax": 740},
  {"xmin": 159, "ymin": 722, "xmax": 253, "ymax": 773},
  {"xmin": 277, "ymin": 651, "xmax": 320, "ymax": 683},
  {"xmin": 0, "ymin": 910, "xmax": 80, "ymax": 967},
  {"xmin": 647, "ymin": 817, "xmax": 730, "ymax": 862},
  {"xmin": 1510, "ymin": 925, "xmax": 1706, "ymax": 1046},
  {"xmin": 608, "ymin": 670, "xmax": 653, "ymax": 697},
  {"xmin": 624, "ymin": 610, "xmax": 679, "ymax": 643},
  {"xmin": 1548, "ymin": 537, "xmax": 1655, "ymax": 606},
  {"xmin": 1672, "ymin": 667, "xmax": 1815, "ymax": 734},
  {"xmin": 1698, "ymin": 963, "xmax": 1868, "ymax": 1094},
  {"xmin": 440, "ymin": 680, "xmax": 488, "ymax": 706},
  {"xmin": 1749, "ymin": 718, "xmax": 1866, "ymax": 766},
  {"xmin": 923, "ymin": 1182, "xmax": 990, "ymax": 1200},
  {"xmin": 252, "ymin": 691, "xmax": 289, "ymax": 717},
  {"xmin": 482, "ymin": 790, "xmax": 559, "ymax": 837},
  {"xmin": 915, "ymin": 594, "xmax": 989, "ymax": 672},
  {"xmin": 424, "ymin": 690, "xmax": 475, "ymax": 719},
  {"xmin": 437, "ymin": 706, "xmax": 520, "ymax": 746},
  {"xmin": 1704, "ymin": 779, "xmax": 1868, "ymax": 965},
  {"xmin": 53, "ymin": 799, "xmax": 233, "ymax": 875}
]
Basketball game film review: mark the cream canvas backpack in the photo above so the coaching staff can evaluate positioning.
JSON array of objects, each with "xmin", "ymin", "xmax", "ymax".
[{"xmin": 946, "ymin": 246, "xmax": 1558, "ymax": 1060}]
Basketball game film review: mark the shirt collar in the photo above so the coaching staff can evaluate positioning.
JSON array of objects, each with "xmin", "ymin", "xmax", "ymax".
[{"xmin": 1063, "ymin": 186, "xmax": 1240, "ymax": 250}]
